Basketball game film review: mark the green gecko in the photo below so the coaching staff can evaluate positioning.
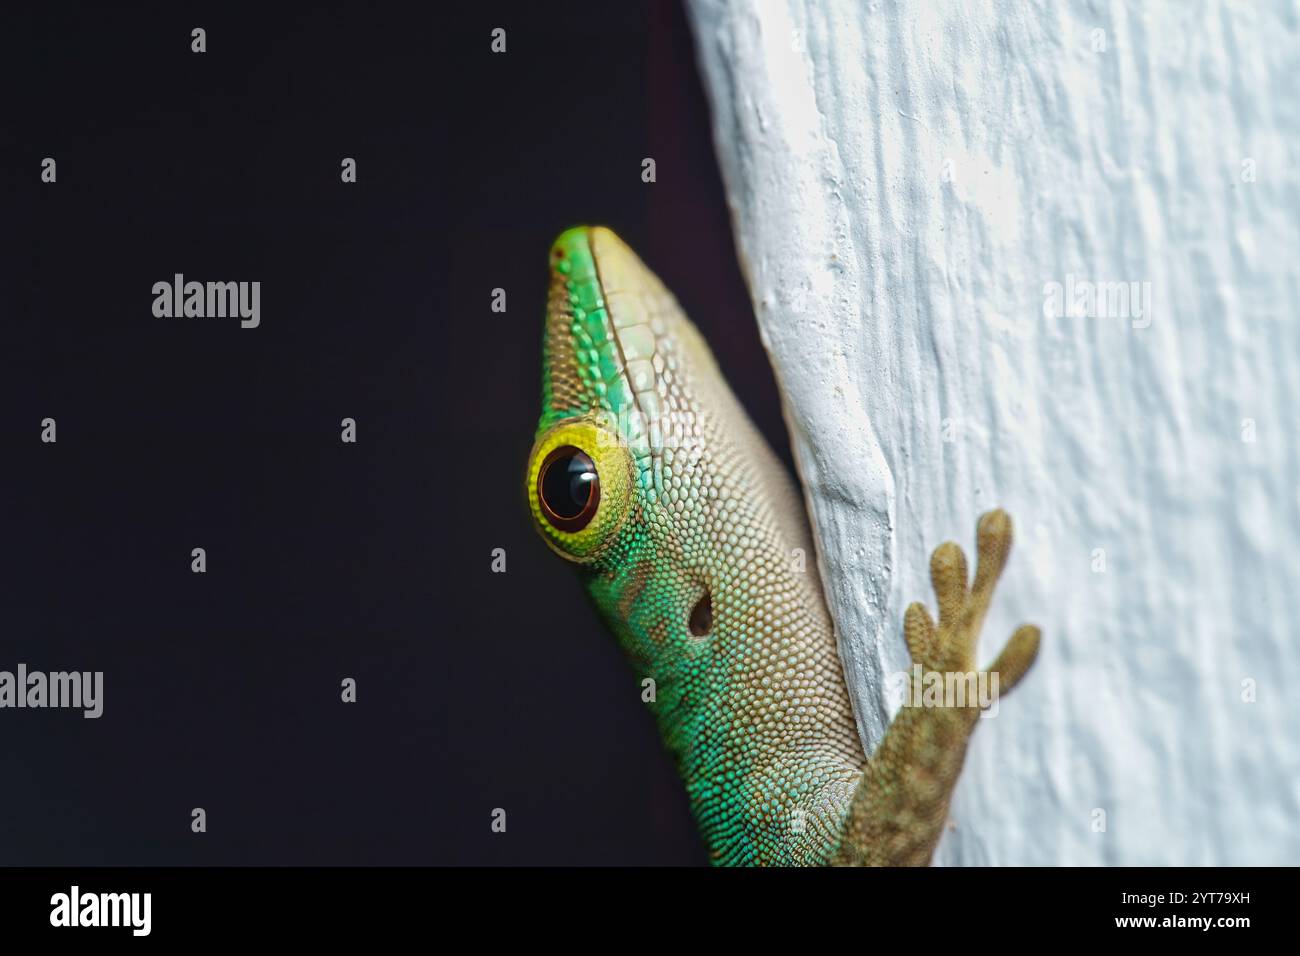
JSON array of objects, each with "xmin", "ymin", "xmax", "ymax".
[{"xmin": 525, "ymin": 226, "xmax": 1041, "ymax": 866}]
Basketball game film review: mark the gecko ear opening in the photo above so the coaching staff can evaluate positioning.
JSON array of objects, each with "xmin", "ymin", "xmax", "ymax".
[{"xmin": 689, "ymin": 590, "xmax": 712, "ymax": 637}]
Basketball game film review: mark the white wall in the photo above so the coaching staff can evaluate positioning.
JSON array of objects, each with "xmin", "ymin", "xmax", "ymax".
[{"xmin": 687, "ymin": 0, "xmax": 1300, "ymax": 865}]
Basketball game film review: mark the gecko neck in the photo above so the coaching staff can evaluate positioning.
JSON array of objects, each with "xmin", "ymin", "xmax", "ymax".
[{"xmin": 640, "ymin": 613, "xmax": 866, "ymax": 865}]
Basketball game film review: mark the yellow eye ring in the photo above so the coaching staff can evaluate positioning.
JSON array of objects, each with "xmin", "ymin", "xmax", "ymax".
[{"xmin": 526, "ymin": 420, "xmax": 632, "ymax": 562}]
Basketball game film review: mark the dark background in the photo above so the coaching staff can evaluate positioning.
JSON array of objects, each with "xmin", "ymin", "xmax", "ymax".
[{"xmin": 2, "ymin": 2, "xmax": 794, "ymax": 864}]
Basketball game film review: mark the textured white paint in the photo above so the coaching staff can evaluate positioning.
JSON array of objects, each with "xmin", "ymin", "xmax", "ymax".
[{"xmin": 687, "ymin": 0, "xmax": 1300, "ymax": 864}]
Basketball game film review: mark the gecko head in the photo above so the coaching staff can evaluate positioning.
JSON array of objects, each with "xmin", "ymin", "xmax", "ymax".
[
  {"xmin": 525, "ymin": 226, "xmax": 725, "ymax": 663},
  {"xmin": 526, "ymin": 226, "xmax": 717, "ymax": 561},
  {"xmin": 526, "ymin": 224, "xmax": 701, "ymax": 564}
]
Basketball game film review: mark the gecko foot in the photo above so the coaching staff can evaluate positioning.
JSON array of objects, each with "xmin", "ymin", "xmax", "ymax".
[
  {"xmin": 833, "ymin": 508, "xmax": 1040, "ymax": 866},
  {"xmin": 904, "ymin": 508, "xmax": 1041, "ymax": 698}
]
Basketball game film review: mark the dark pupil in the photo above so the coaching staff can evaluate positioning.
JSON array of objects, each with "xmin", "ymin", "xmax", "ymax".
[{"xmin": 541, "ymin": 449, "xmax": 597, "ymax": 520}]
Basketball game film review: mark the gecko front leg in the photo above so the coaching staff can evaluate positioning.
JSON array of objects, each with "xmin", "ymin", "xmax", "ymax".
[{"xmin": 834, "ymin": 508, "xmax": 1041, "ymax": 866}]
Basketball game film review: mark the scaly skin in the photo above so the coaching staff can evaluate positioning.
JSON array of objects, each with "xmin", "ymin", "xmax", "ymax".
[{"xmin": 526, "ymin": 226, "xmax": 1040, "ymax": 866}]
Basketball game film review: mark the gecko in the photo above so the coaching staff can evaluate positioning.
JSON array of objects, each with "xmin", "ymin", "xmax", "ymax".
[{"xmin": 525, "ymin": 226, "xmax": 1041, "ymax": 865}]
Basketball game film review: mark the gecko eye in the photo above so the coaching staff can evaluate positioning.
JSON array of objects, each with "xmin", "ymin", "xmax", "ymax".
[
  {"xmin": 537, "ymin": 446, "xmax": 601, "ymax": 532},
  {"xmin": 527, "ymin": 421, "xmax": 630, "ymax": 562}
]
